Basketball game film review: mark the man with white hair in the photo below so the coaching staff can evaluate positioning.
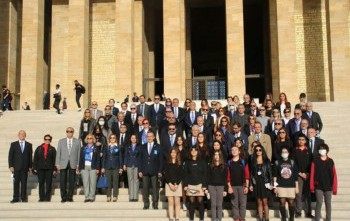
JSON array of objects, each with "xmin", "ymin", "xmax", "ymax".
[{"xmin": 302, "ymin": 102, "xmax": 323, "ymax": 134}]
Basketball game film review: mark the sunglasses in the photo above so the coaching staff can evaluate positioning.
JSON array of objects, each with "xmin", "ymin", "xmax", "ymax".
[
  {"xmin": 168, "ymin": 128, "xmax": 176, "ymax": 131},
  {"xmin": 284, "ymin": 111, "xmax": 290, "ymax": 113},
  {"xmin": 259, "ymin": 109, "xmax": 265, "ymax": 111},
  {"xmin": 44, "ymin": 138, "xmax": 51, "ymax": 141},
  {"xmin": 92, "ymin": 104, "xmax": 97, "ymax": 106},
  {"xmin": 87, "ymin": 138, "xmax": 93, "ymax": 140},
  {"xmin": 255, "ymin": 149, "xmax": 262, "ymax": 152},
  {"xmin": 279, "ymin": 131, "xmax": 286, "ymax": 134},
  {"xmin": 294, "ymin": 113, "xmax": 301, "ymax": 115},
  {"xmin": 66, "ymin": 130, "xmax": 73, "ymax": 133},
  {"xmin": 155, "ymin": 98, "xmax": 160, "ymax": 100},
  {"xmin": 275, "ymin": 123, "xmax": 282, "ymax": 125},
  {"xmin": 215, "ymin": 134, "xmax": 222, "ymax": 136},
  {"xmin": 130, "ymin": 108, "xmax": 136, "ymax": 110},
  {"xmin": 202, "ymin": 109, "xmax": 208, "ymax": 111},
  {"xmin": 143, "ymin": 122, "xmax": 149, "ymax": 125}
]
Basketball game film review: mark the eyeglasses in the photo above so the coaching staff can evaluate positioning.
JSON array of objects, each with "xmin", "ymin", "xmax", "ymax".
[
  {"xmin": 279, "ymin": 131, "xmax": 286, "ymax": 134},
  {"xmin": 104, "ymin": 108, "xmax": 110, "ymax": 111},
  {"xmin": 294, "ymin": 113, "xmax": 301, "ymax": 115},
  {"xmin": 130, "ymin": 108, "xmax": 136, "ymax": 110},
  {"xmin": 168, "ymin": 128, "xmax": 176, "ymax": 131},
  {"xmin": 284, "ymin": 111, "xmax": 290, "ymax": 113},
  {"xmin": 255, "ymin": 149, "xmax": 262, "ymax": 152},
  {"xmin": 165, "ymin": 110, "xmax": 172, "ymax": 113},
  {"xmin": 202, "ymin": 109, "xmax": 208, "ymax": 111},
  {"xmin": 92, "ymin": 103, "xmax": 97, "ymax": 106},
  {"xmin": 275, "ymin": 123, "xmax": 282, "ymax": 125},
  {"xmin": 215, "ymin": 134, "xmax": 222, "ymax": 136},
  {"xmin": 66, "ymin": 130, "xmax": 73, "ymax": 133},
  {"xmin": 143, "ymin": 122, "xmax": 149, "ymax": 125},
  {"xmin": 44, "ymin": 138, "xmax": 51, "ymax": 141},
  {"xmin": 154, "ymin": 98, "xmax": 160, "ymax": 100},
  {"xmin": 87, "ymin": 138, "xmax": 93, "ymax": 140}
]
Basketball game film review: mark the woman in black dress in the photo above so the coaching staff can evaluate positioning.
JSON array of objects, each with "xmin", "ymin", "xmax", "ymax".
[
  {"xmin": 249, "ymin": 144, "xmax": 273, "ymax": 221},
  {"xmin": 273, "ymin": 128, "xmax": 293, "ymax": 162}
]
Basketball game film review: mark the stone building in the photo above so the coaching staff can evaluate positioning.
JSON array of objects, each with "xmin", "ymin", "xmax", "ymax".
[{"xmin": 0, "ymin": 0, "xmax": 349, "ymax": 109}]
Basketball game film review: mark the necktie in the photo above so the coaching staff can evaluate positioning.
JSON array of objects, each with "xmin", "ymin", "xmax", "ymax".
[
  {"xmin": 174, "ymin": 108, "xmax": 178, "ymax": 118},
  {"xmin": 148, "ymin": 143, "xmax": 152, "ymax": 155},
  {"xmin": 20, "ymin": 142, "xmax": 24, "ymax": 153},
  {"xmin": 256, "ymin": 134, "xmax": 260, "ymax": 141},
  {"xmin": 155, "ymin": 104, "xmax": 158, "ymax": 113},
  {"xmin": 310, "ymin": 139, "xmax": 314, "ymax": 152},
  {"xmin": 68, "ymin": 139, "xmax": 72, "ymax": 155},
  {"xmin": 191, "ymin": 112, "xmax": 195, "ymax": 123},
  {"xmin": 94, "ymin": 109, "xmax": 97, "ymax": 119},
  {"xmin": 203, "ymin": 115, "xmax": 207, "ymax": 121},
  {"xmin": 121, "ymin": 134, "xmax": 124, "ymax": 145},
  {"xmin": 170, "ymin": 135, "xmax": 174, "ymax": 146},
  {"xmin": 192, "ymin": 137, "xmax": 197, "ymax": 146},
  {"xmin": 132, "ymin": 114, "xmax": 135, "ymax": 124},
  {"xmin": 141, "ymin": 105, "xmax": 144, "ymax": 116}
]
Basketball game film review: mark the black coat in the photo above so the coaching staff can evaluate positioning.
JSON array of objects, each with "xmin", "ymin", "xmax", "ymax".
[
  {"xmin": 8, "ymin": 141, "xmax": 33, "ymax": 171},
  {"xmin": 33, "ymin": 144, "xmax": 56, "ymax": 170},
  {"xmin": 139, "ymin": 143, "xmax": 163, "ymax": 176}
]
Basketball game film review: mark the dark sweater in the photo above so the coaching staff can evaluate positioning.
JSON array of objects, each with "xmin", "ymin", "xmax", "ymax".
[
  {"xmin": 310, "ymin": 157, "xmax": 338, "ymax": 194},
  {"xmin": 164, "ymin": 163, "xmax": 183, "ymax": 185},
  {"xmin": 183, "ymin": 159, "xmax": 207, "ymax": 187},
  {"xmin": 273, "ymin": 159, "xmax": 298, "ymax": 188},
  {"xmin": 207, "ymin": 165, "xmax": 226, "ymax": 187},
  {"xmin": 292, "ymin": 146, "xmax": 312, "ymax": 174},
  {"xmin": 227, "ymin": 159, "xmax": 250, "ymax": 186}
]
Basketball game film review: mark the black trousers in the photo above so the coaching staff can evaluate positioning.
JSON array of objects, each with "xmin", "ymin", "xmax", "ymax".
[
  {"xmin": 37, "ymin": 169, "xmax": 54, "ymax": 201},
  {"xmin": 76, "ymin": 93, "xmax": 81, "ymax": 108},
  {"xmin": 13, "ymin": 170, "xmax": 28, "ymax": 201},
  {"xmin": 142, "ymin": 175, "xmax": 158, "ymax": 206},
  {"xmin": 60, "ymin": 163, "xmax": 76, "ymax": 200}
]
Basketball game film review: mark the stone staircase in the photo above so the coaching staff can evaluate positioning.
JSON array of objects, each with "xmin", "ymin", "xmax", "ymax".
[{"xmin": 0, "ymin": 102, "xmax": 349, "ymax": 221}]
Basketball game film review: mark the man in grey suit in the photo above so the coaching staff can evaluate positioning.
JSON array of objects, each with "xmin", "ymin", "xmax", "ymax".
[
  {"xmin": 90, "ymin": 101, "xmax": 103, "ymax": 120},
  {"xmin": 55, "ymin": 127, "xmax": 81, "ymax": 202},
  {"xmin": 137, "ymin": 95, "xmax": 149, "ymax": 119}
]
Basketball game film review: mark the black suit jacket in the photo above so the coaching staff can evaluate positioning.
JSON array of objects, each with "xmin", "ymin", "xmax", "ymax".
[
  {"xmin": 33, "ymin": 144, "xmax": 56, "ymax": 170},
  {"xmin": 160, "ymin": 133, "xmax": 178, "ymax": 156},
  {"xmin": 125, "ymin": 113, "xmax": 141, "ymax": 131},
  {"xmin": 139, "ymin": 143, "xmax": 163, "ymax": 175},
  {"xmin": 286, "ymin": 118, "xmax": 302, "ymax": 137},
  {"xmin": 137, "ymin": 103, "xmax": 150, "ymax": 119},
  {"xmin": 184, "ymin": 110, "xmax": 200, "ymax": 135},
  {"xmin": 8, "ymin": 141, "xmax": 33, "ymax": 171},
  {"xmin": 172, "ymin": 106, "xmax": 186, "ymax": 121},
  {"xmin": 302, "ymin": 111, "xmax": 323, "ymax": 132},
  {"xmin": 111, "ymin": 121, "xmax": 131, "ymax": 137},
  {"xmin": 307, "ymin": 137, "xmax": 325, "ymax": 158},
  {"xmin": 148, "ymin": 103, "xmax": 165, "ymax": 128}
]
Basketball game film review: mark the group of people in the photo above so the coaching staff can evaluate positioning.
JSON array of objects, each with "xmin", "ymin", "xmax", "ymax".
[{"xmin": 8, "ymin": 92, "xmax": 337, "ymax": 221}]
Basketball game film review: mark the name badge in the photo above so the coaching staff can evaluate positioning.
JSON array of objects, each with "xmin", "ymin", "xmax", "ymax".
[
  {"xmin": 154, "ymin": 150, "xmax": 158, "ymax": 155},
  {"xmin": 114, "ymin": 149, "xmax": 119, "ymax": 153},
  {"xmin": 258, "ymin": 171, "xmax": 262, "ymax": 176}
]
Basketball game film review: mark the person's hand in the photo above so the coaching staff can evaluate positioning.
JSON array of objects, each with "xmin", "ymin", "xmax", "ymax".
[
  {"xmin": 123, "ymin": 165, "xmax": 126, "ymax": 171},
  {"xmin": 184, "ymin": 186, "xmax": 188, "ymax": 191},
  {"xmin": 249, "ymin": 186, "xmax": 253, "ymax": 192},
  {"xmin": 101, "ymin": 168, "xmax": 105, "ymax": 174},
  {"xmin": 119, "ymin": 169, "xmax": 123, "ymax": 174},
  {"xmin": 243, "ymin": 187, "xmax": 248, "ymax": 194},
  {"xmin": 228, "ymin": 186, "xmax": 233, "ymax": 194},
  {"xmin": 9, "ymin": 167, "xmax": 14, "ymax": 173},
  {"xmin": 56, "ymin": 165, "xmax": 60, "ymax": 171},
  {"xmin": 158, "ymin": 173, "xmax": 162, "ymax": 177},
  {"xmin": 274, "ymin": 188, "xmax": 278, "ymax": 194},
  {"xmin": 223, "ymin": 192, "xmax": 227, "ymax": 197},
  {"xmin": 296, "ymin": 185, "xmax": 299, "ymax": 194},
  {"xmin": 96, "ymin": 142, "xmax": 101, "ymax": 146},
  {"xmin": 138, "ymin": 172, "xmax": 143, "ymax": 178}
]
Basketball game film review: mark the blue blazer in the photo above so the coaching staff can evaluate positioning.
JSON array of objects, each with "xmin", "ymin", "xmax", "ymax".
[
  {"xmin": 79, "ymin": 145, "xmax": 101, "ymax": 170},
  {"xmin": 102, "ymin": 145, "xmax": 123, "ymax": 170},
  {"xmin": 124, "ymin": 144, "xmax": 141, "ymax": 168},
  {"xmin": 139, "ymin": 143, "xmax": 163, "ymax": 176}
]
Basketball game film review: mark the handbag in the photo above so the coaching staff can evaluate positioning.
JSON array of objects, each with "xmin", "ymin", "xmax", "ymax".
[
  {"xmin": 97, "ymin": 175, "xmax": 108, "ymax": 189},
  {"xmin": 75, "ymin": 173, "xmax": 83, "ymax": 187},
  {"xmin": 186, "ymin": 184, "xmax": 204, "ymax": 196}
]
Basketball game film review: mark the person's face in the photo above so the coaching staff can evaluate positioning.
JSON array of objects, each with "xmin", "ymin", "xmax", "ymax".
[
  {"xmin": 201, "ymin": 106, "xmax": 209, "ymax": 115},
  {"xmin": 213, "ymin": 142, "xmax": 220, "ymax": 150},
  {"xmin": 280, "ymin": 93, "xmax": 286, "ymax": 101},
  {"xmin": 109, "ymin": 100, "xmax": 115, "ymax": 106},
  {"xmin": 227, "ymin": 97, "xmax": 233, "ymax": 103},
  {"xmin": 190, "ymin": 148, "xmax": 198, "ymax": 157},
  {"xmin": 265, "ymin": 94, "xmax": 272, "ymax": 100},
  {"xmin": 214, "ymin": 152, "xmax": 220, "ymax": 161},
  {"xmin": 235, "ymin": 140, "xmax": 243, "ymax": 148},
  {"xmin": 284, "ymin": 109, "xmax": 291, "ymax": 117},
  {"xmin": 307, "ymin": 129, "xmax": 316, "ymax": 138},
  {"xmin": 250, "ymin": 103, "xmax": 257, "ymax": 110},
  {"xmin": 272, "ymin": 109, "xmax": 280, "ymax": 117},
  {"xmin": 130, "ymin": 106, "xmax": 137, "ymax": 113},
  {"xmin": 143, "ymin": 120, "xmax": 150, "ymax": 128},
  {"xmin": 176, "ymin": 137, "xmax": 183, "ymax": 145},
  {"xmin": 147, "ymin": 133, "xmax": 155, "ymax": 143},
  {"xmin": 120, "ymin": 125, "xmax": 127, "ymax": 133},
  {"xmin": 298, "ymin": 137, "xmax": 307, "ymax": 146},
  {"xmin": 211, "ymin": 103, "xmax": 216, "ymax": 109},
  {"xmin": 86, "ymin": 136, "xmax": 94, "ymax": 144},
  {"xmin": 300, "ymin": 104, "xmax": 306, "ymax": 110},
  {"xmin": 266, "ymin": 101, "xmax": 272, "ymax": 108},
  {"xmin": 165, "ymin": 99, "xmax": 172, "ymax": 106},
  {"xmin": 197, "ymin": 134, "xmax": 205, "ymax": 143},
  {"xmin": 168, "ymin": 125, "xmax": 176, "ymax": 135},
  {"xmin": 130, "ymin": 135, "xmax": 137, "ymax": 144},
  {"xmin": 104, "ymin": 106, "xmax": 111, "ymax": 114},
  {"xmin": 185, "ymin": 100, "xmax": 191, "ymax": 107},
  {"xmin": 95, "ymin": 128, "xmax": 101, "ymax": 134},
  {"xmin": 219, "ymin": 109, "xmax": 225, "ymax": 116},
  {"xmin": 118, "ymin": 114, "xmax": 125, "ymax": 122},
  {"xmin": 294, "ymin": 110, "xmax": 302, "ymax": 119},
  {"xmin": 279, "ymin": 130, "xmax": 286, "ymax": 138},
  {"xmin": 190, "ymin": 102, "xmax": 196, "ymax": 110},
  {"xmin": 168, "ymin": 115, "xmax": 176, "ymax": 123},
  {"xmin": 44, "ymin": 136, "xmax": 51, "ymax": 145},
  {"xmin": 243, "ymin": 95, "xmax": 250, "ymax": 102},
  {"xmin": 233, "ymin": 96, "xmax": 239, "ymax": 103},
  {"xmin": 249, "ymin": 116, "xmax": 255, "ymax": 124},
  {"xmin": 165, "ymin": 109, "xmax": 172, "ymax": 117},
  {"xmin": 232, "ymin": 125, "xmax": 240, "ymax": 134},
  {"xmin": 170, "ymin": 150, "xmax": 177, "ymax": 159},
  {"xmin": 281, "ymin": 148, "xmax": 289, "ymax": 155},
  {"xmin": 154, "ymin": 96, "xmax": 160, "ymax": 104},
  {"xmin": 300, "ymin": 120, "xmax": 309, "ymax": 129},
  {"xmin": 255, "ymin": 147, "xmax": 263, "ymax": 156},
  {"xmin": 259, "ymin": 107, "xmax": 266, "ymax": 116},
  {"xmin": 109, "ymin": 135, "xmax": 117, "ymax": 143},
  {"xmin": 84, "ymin": 110, "xmax": 91, "ymax": 117},
  {"xmin": 231, "ymin": 146, "xmax": 240, "ymax": 157},
  {"xmin": 254, "ymin": 124, "xmax": 262, "ymax": 133},
  {"xmin": 172, "ymin": 99, "xmax": 179, "ymax": 107},
  {"xmin": 139, "ymin": 96, "xmax": 145, "ymax": 103},
  {"xmin": 121, "ymin": 104, "xmax": 127, "ymax": 111},
  {"xmin": 238, "ymin": 106, "xmax": 244, "ymax": 114},
  {"xmin": 192, "ymin": 128, "xmax": 199, "ymax": 137},
  {"xmin": 197, "ymin": 118, "xmax": 204, "ymax": 126},
  {"xmin": 306, "ymin": 104, "xmax": 313, "ymax": 112},
  {"xmin": 274, "ymin": 121, "xmax": 283, "ymax": 130},
  {"xmin": 221, "ymin": 118, "xmax": 228, "ymax": 126},
  {"xmin": 66, "ymin": 128, "xmax": 74, "ymax": 138},
  {"xmin": 137, "ymin": 117, "xmax": 144, "ymax": 125},
  {"xmin": 91, "ymin": 102, "xmax": 98, "ymax": 109},
  {"xmin": 214, "ymin": 132, "xmax": 222, "ymax": 140}
]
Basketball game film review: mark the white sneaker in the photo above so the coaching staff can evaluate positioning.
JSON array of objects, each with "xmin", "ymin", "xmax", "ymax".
[
  {"xmin": 77, "ymin": 108, "xmax": 81, "ymax": 112},
  {"xmin": 182, "ymin": 203, "xmax": 187, "ymax": 211}
]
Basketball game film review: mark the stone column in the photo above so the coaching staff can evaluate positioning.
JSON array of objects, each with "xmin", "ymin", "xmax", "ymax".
[
  {"xmin": 225, "ymin": 0, "xmax": 246, "ymax": 97},
  {"xmin": 0, "ymin": 0, "xmax": 10, "ymax": 87},
  {"xmin": 115, "ymin": 0, "xmax": 134, "ymax": 102},
  {"xmin": 163, "ymin": 0, "xmax": 186, "ymax": 100},
  {"xmin": 328, "ymin": 0, "xmax": 350, "ymax": 101},
  {"xmin": 269, "ymin": 0, "xmax": 299, "ymax": 104},
  {"xmin": 20, "ymin": 0, "xmax": 45, "ymax": 109},
  {"xmin": 133, "ymin": 0, "xmax": 143, "ymax": 96},
  {"xmin": 67, "ymin": 0, "xmax": 89, "ymax": 109}
]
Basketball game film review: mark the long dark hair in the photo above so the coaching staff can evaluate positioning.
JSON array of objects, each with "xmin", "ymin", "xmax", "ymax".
[
  {"xmin": 251, "ymin": 144, "xmax": 269, "ymax": 165},
  {"xmin": 167, "ymin": 148, "xmax": 182, "ymax": 166},
  {"xmin": 196, "ymin": 132, "xmax": 210, "ymax": 158},
  {"xmin": 210, "ymin": 150, "xmax": 225, "ymax": 169}
]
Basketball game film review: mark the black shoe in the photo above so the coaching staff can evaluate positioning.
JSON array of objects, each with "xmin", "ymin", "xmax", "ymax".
[
  {"xmin": 305, "ymin": 213, "xmax": 314, "ymax": 218},
  {"xmin": 10, "ymin": 199, "xmax": 19, "ymax": 203},
  {"xmin": 129, "ymin": 199, "xmax": 133, "ymax": 202},
  {"xmin": 90, "ymin": 199, "xmax": 95, "ymax": 202},
  {"xmin": 22, "ymin": 199, "xmax": 28, "ymax": 203},
  {"xmin": 67, "ymin": 199, "xmax": 73, "ymax": 202},
  {"xmin": 84, "ymin": 199, "xmax": 90, "ymax": 203},
  {"xmin": 143, "ymin": 205, "xmax": 149, "ymax": 210},
  {"xmin": 61, "ymin": 199, "xmax": 66, "ymax": 203},
  {"xmin": 152, "ymin": 203, "xmax": 158, "ymax": 209},
  {"xmin": 295, "ymin": 212, "xmax": 302, "ymax": 218},
  {"xmin": 38, "ymin": 199, "xmax": 44, "ymax": 202}
]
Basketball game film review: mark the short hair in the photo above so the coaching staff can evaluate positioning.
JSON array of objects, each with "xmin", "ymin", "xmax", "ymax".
[
  {"xmin": 109, "ymin": 98, "xmax": 115, "ymax": 103},
  {"xmin": 168, "ymin": 123, "xmax": 176, "ymax": 128},
  {"xmin": 121, "ymin": 102, "xmax": 127, "ymax": 106},
  {"xmin": 84, "ymin": 134, "xmax": 96, "ymax": 144},
  {"xmin": 299, "ymin": 93, "xmax": 306, "ymax": 99},
  {"xmin": 232, "ymin": 122, "xmax": 241, "ymax": 128},
  {"xmin": 44, "ymin": 134, "xmax": 52, "ymax": 141},
  {"xmin": 318, "ymin": 143, "xmax": 329, "ymax": 153}
]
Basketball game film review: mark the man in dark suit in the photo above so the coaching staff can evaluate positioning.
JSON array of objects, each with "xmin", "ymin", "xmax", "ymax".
[
  {"xmin": 160, "ymin": 123, "xmax": 178, "ymax": 156},
  {"xmin": 196, "ymin": 116, "xmax": 213, "ymax": 145},
  {"xmin": 148, "ymin": 95, "xmax": 165, "ymax": 135},
  {"xmin": 171, "ymin": 97, "xmax": 186, "ymax": 123},
  {"xmin": 159, "ymin": 111, "xmax": 183, "ymax": 139},
  {"xmin": 231, "ymin": 122, "xmax": 249, "ymax": 150},
  {"xmin": 118, "ymin": 124, "xmax": 131, "ymax": 188},
  {"xmin": 201, "ymin": 105, "xmax": 214, "ymax": 133},
  {"xmin": 125, "ymin": 104, "xmax": 141, "ymax": 133},
  {"xmin": 108, "ymin": 98, "xmax": 119, "ymax": 116},
  {"xmin": 286, "ymin": 108, "xmax": 303, "ymax": 137},
  {"xmin": 302, "ymin": 102, "xmax": 323, "ymax": 133},
  {"xmin": 184, "ymin": 101, "xmax": 200, "ymax": 137},
  {"xmin": 139, "ymin": 131, "xmax": 163, "ymax": 210},
  {"xmin": 111, "ymin": 112, "xmax": 130, "ymax": 137},
  {"xmin": 8, "ymin": 130, "xmax": 33, "ymax": 203},
  {"xmin": 307, "ymin": 127, "xmax": 325, "ymax": 158},
  {"xmin": 292, "ymin": 119, "xmax": 309, "ymax": 147},
  {"xmin": 120, "ymin": 102, "xmax": 131, "ymax": 117},
  {"xmin": 137, "ymin": 95, "xmax": 149, "ymax": 119},
  {"xmin": 185, "ymin": 125, "xmax": 200, "ymax": 148}
]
